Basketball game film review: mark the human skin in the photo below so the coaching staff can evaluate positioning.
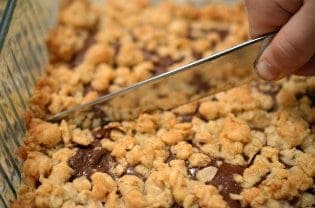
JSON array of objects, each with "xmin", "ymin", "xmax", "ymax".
[{"xmin": 245, "ymin": 0, "xmax": 315, "ymax": 80}]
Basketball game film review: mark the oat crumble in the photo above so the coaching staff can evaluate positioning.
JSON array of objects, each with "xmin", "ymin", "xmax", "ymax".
[{"xmin": 12, "ymin": 0, "xmax": 315, "ymax": 208}]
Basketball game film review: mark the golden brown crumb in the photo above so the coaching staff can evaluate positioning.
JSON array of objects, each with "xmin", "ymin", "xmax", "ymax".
[{"xmin": 15, "ymin": 1, "xmax": 315, "ymax": 208}]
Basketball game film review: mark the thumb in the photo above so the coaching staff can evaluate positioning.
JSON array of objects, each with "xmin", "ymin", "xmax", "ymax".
[
  {"xmin": 295, "ymin": 56, "xmax": 315, "ymax": 76},
  {"xmin": 256, "ymin": 1, "xmax": 315, "ymax": 81}
]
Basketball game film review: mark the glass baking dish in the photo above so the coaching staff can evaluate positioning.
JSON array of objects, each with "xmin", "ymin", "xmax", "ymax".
[
  {"xmin": 0, "ymin": 0, "xmax": 235, "ymax": 207},
  {"xmin": 0, "ymin": 0, "xmax": 57, "ymax": 206}
]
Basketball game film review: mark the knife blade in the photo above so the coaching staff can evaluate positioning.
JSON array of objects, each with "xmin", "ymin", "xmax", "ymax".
[{"xmin": 47, "ymin": 34, "xmax": 271, "ymax": 122}]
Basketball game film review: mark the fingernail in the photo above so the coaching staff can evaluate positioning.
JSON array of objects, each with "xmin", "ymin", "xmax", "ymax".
[{"xmin": 256, "ymin": 60, "xmax": 278, "ymax": 80}]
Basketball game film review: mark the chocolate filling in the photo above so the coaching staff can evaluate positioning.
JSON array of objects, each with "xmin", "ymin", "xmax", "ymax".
[
  {"xmin": 306, "ymin": 88, "xmax": 315, "ymax": 102},
  {"xmin": 153, "ymin": 56, "xmax": 182, "ymax": 75},
  {"xmin": 306, "ymin": 188, "xmax": 315, "ymax": 194},
  {"xmin": 251, "ymin": 127, "xmax": 265, "ymax": 132},
  {"xmin": 252, "ymin": 174, "xmax": 268, "ymax": 188},
  {"xmin": 288, "ymin": 196, "xmax": 300, "ymax": 206},
  {"xmin": 186, "ymin": 161, "xmax": 246, "ymax": 208},
  {"xmin": 34, "ymin": 179, "xmax": 41, "ymax": 189},
  {"xmin": 207, "ymin": 28, "xmax": 229, "ymax": 41},
  {"xmin": 166, "ymin": 151, "xmax": 245, "ymax": 208},
  {"xmin": 143, "ymin": 49, "xmax": 158, "ymax": 61},
  {"xmin": 172, "ymin": 203, "xmax": 184, "ymax": 208},
  {"xmin": 175, "ymin": 104, "xmax": 197, "ymax": 123},
  {"xmin": 165, "ymin": 151, "xmax": 177, "ymax": 164},
  {"xmin": 280, "ymin": 159, "xmax": 293, "ymax": 169},
  {"xmin": 143, "ymin": 49, "xmax": 184, "ymax": 75},
  {"xmin": 82, "ymin": 83, "xmax": 94, "ymax": 96},
  {"xmin": 252, "ymin": 81, "xmax": 281, "ymax": 97},
  {"xmin": 92, "ymin": 127, "xmax": 112, "ymax": 140},
  {"xmin": 300, "ymin": 88, "xmax": 315, "ymax": 107},
  {"xmin": 92, "ymin": 125, "xmax": 124, "ymax": 140},
  {"xmin": 179, "ymin": 115, "xmax": 194, "ymax": 123},
  {"xmin": 247, "ymin": 151, "xmax": 260, "ymax": 167},
  {"xmin": 185, "ymin": 160, "xmax": 246, "ymax": 208},
  {"xmin": 196, "ymin": 112, "xmax": 210, "ymax": 122},
  {"xmin": 68, "ymin": 121, "xmax": 128, "ymax": 181},
  {"xmin": 68, "ymin": 140, "xmax": 116, "ymax": 180},
  {"xmin": 91, "ymin": 106, "xmax": 111, "ymax": 126},
  {"xmin": 187, "ymin": 167, "xmax": 198, "ymax": 179},
  {"xmin": 112, "ymin": 42, "xmax": 121, "ymax": 68},
  {"xmin": 208, "ymin": 162, "xmax": 246, "ymax": 208},
  {"xmin": 192, "ymin": 50, "xmax": 203, "ymax": 60},
  {"xmin": 70, "ymin": 35, "xmax": 96, "ymax": 68},
  {"xmin": 252, "ymin": 81, "xmax": 281, "ymax": 112},
  {"xmin": 69, "ymin": 132, "xmax": 246, "ymax": 208},
  {"xmin": 124, "ymin": 167, "xmax": 146, "ymax": 181},
  {"xmin": 189, "ymin": 73, "xmax": 211, "ymax": 94}
]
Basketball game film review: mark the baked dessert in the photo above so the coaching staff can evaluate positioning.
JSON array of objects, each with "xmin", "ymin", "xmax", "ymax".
[{"xmin": 12, "ymin": 0, "xmax": 314, "ymax": 208}]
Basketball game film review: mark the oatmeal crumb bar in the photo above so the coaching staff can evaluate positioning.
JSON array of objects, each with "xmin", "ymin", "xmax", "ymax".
[{"xmin": 12, "ymin": 0, "xmax": 314, "ymax": 208}]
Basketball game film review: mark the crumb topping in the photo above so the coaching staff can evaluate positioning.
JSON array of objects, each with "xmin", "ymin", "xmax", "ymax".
[{"xmin": 13, "ymin": 0, "xmax": 315, "ymax": 208}]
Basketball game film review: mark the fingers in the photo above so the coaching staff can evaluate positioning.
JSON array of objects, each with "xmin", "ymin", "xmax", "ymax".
[
  {"xmin": 245, "ymin": 0, "xmax": 301, "ymax": 38},
  {"xmin": 275, "ymin": 0, "xmax": 303, "ymax": 14},
  {"xmin": 256, "ymin": 0, "xmax": 315, "ymax": 80}
]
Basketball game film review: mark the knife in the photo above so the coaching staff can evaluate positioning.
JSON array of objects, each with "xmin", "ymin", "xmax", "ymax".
[{"xmin": 47, "ymin": 34, "xmax": 273, "ymax": 122}]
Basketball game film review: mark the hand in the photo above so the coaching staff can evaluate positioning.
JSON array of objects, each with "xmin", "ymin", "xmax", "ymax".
[{"xmin": 245, "ymin": 0, "xmax": 315, "ymax": 80}]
